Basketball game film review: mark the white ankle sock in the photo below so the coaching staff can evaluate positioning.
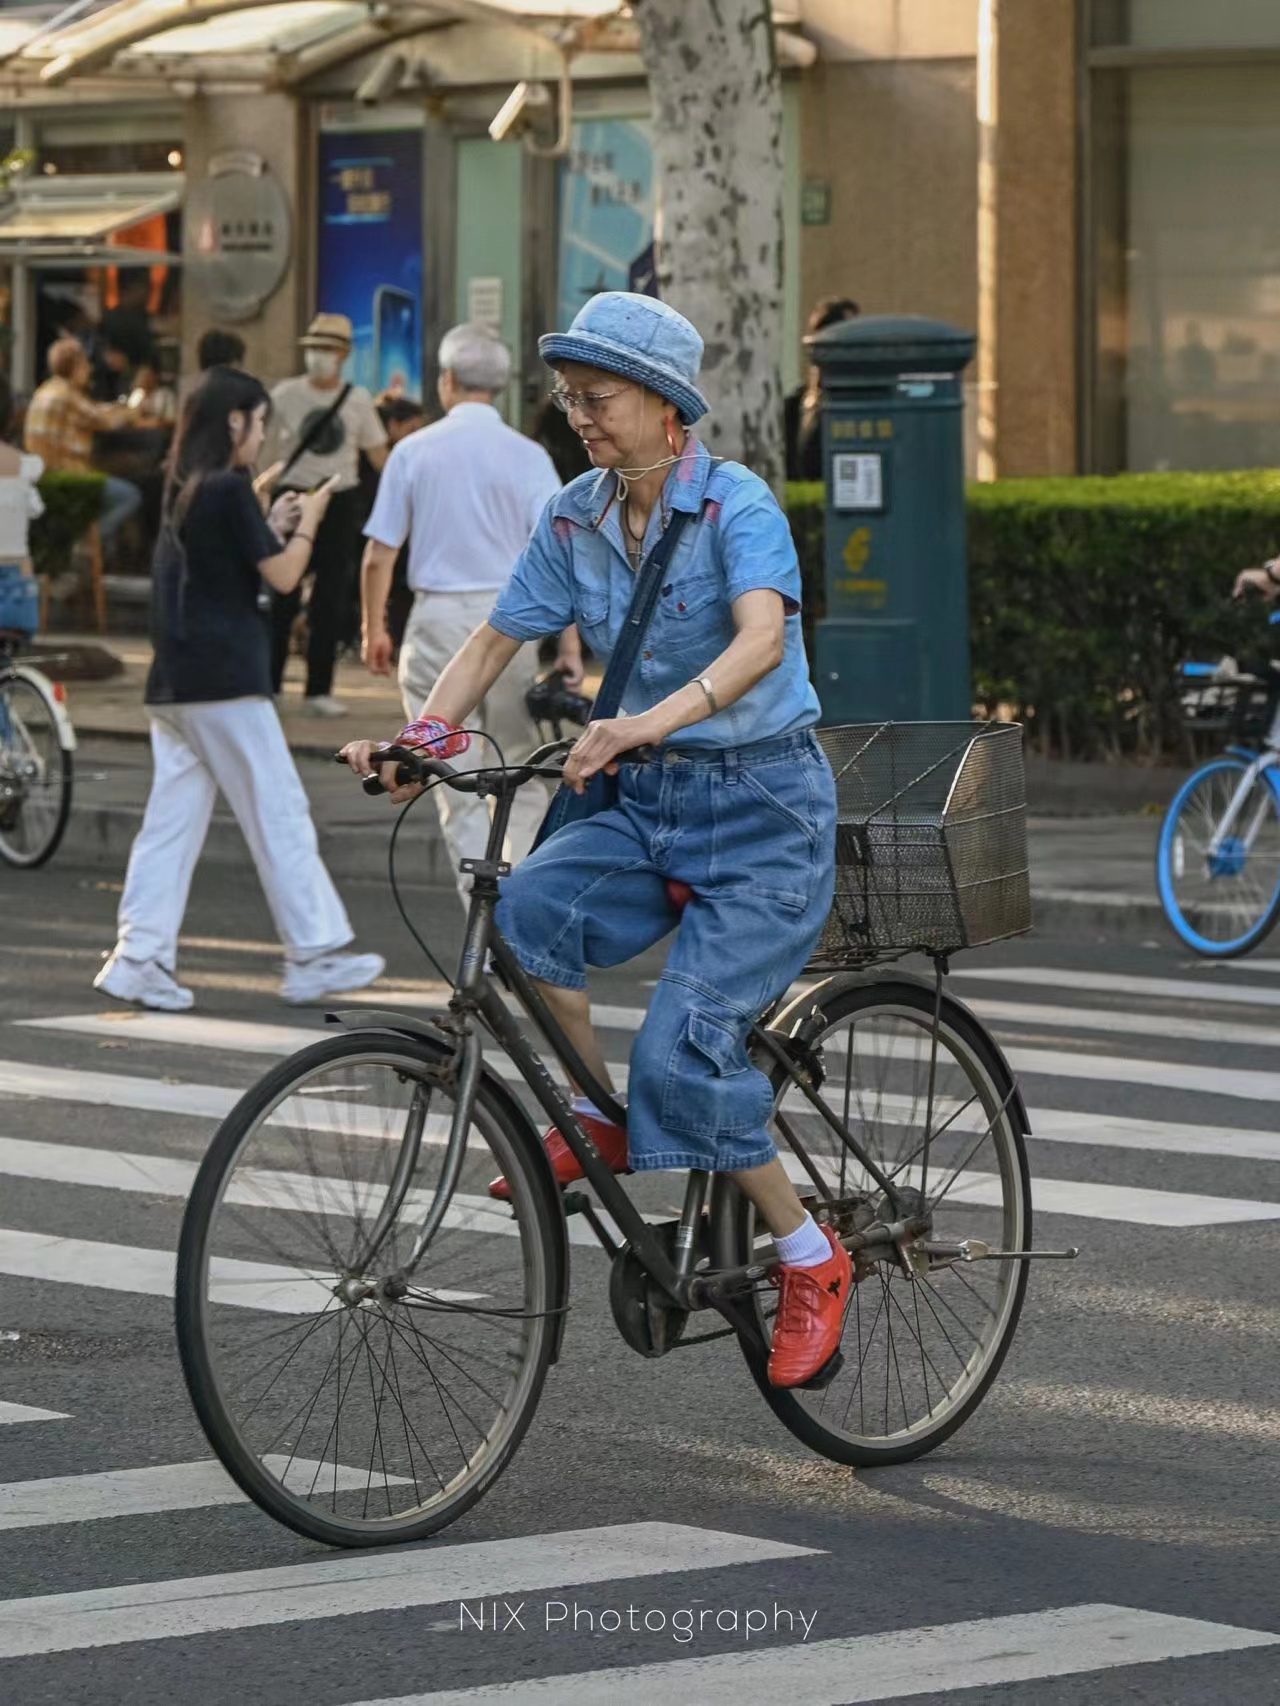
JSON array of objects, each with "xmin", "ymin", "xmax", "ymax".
[
  {"xmin": 571, "ymin": 1094, "xmax": 607, "ymax": 1123},
  {"xmin": 774, "ymin": 1212, "xmax": 831, "ymax": 1268}
]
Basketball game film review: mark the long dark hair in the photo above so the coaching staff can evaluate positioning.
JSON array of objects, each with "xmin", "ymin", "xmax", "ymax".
[{"xmin": 166, "ymin": 365, "xmax": 270, "ymax": 525}]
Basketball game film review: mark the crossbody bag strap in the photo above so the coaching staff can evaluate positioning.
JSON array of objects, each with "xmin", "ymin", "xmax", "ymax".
[
  {"xmin": 590, "ymin": 508, "xmax": 692, "ymax": 722},
  {"xmin": 278, "ymin": 382, "xmax": 352, "ymax": 483}
]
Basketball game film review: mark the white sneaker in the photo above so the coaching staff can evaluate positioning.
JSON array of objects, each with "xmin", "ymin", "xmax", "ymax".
[
  {"xmin": 94, "ymin": 953, "xmax": 194, "ymax": 1012},
  {"xmin": 302, "ymin": 694, "xmax": 348, "ymax": 717},
  {"xmin": 281, "ymin": 951, "xmax": 385, "ymax": 1004}
]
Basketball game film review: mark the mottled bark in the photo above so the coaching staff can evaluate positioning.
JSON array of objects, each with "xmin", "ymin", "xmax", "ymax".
[{"xmin": 634, "ymin": 0, "xmax": 784, "ymax": 489}]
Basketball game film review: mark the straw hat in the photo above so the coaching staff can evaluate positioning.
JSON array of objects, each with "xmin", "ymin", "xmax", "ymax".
[{"xmin": 299, "ymin": 312, "xmax": 354, "ymax": 351}]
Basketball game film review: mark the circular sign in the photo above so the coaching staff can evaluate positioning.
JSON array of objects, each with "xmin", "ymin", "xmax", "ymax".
[{"xmin": 185, "ymin": 150, "xmax": 292, "ymax": 323}]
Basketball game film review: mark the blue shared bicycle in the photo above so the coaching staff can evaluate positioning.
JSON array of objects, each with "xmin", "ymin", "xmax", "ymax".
[{"xmin": 1157, "ymin": 613, "xmax": 1280, "ymax": 956}]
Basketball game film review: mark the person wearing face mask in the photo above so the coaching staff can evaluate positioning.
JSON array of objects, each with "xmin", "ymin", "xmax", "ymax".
[
  {"xmin": 265, "ymin": 314, "xmax": 388, "ymax": 715},
  {"xmin": 94, "ymin": 366, "xmax": 386, "ymax": 1012}
]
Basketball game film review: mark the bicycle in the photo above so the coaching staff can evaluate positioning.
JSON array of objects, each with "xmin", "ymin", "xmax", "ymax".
[
  {"xmin": 175, "ymin": 719, "xmax": 1075, "ymax": 1549},
  {"xmin": 1157, "ymin": 616, "xmax": 1280, "ymax": 956},
  {"xmin": 0, "ymin": 633, "xmax": 75, "ymax": 869}
]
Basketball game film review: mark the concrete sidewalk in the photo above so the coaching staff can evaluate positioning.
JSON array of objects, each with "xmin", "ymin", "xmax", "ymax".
[{"xmin": 49, "ymin": 632, "xmax": 408, "ymax": 754}]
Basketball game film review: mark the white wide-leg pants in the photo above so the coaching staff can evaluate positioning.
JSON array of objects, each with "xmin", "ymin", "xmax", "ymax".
[
  {"xmin": 115, "ymin": 698, "xmax": 353, "ymax": 970},
  {"xmin": 398, "ymin": 589, "xmax": 548, "ymax": 905}
]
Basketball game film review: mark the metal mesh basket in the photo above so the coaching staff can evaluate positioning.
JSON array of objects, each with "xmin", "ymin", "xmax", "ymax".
[
  {"xmin": 1178, "ymin": 667, "xmax": 1277, "ymax": 744},
  {"xmin": 808, "ymin": 721, "xmax": 1031, "ymax": 967}
]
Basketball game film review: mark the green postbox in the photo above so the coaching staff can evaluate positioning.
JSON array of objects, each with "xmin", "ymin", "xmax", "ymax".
[{"xmin": 807, "ymin": 314, "xmax": 976, "ymax": 722}]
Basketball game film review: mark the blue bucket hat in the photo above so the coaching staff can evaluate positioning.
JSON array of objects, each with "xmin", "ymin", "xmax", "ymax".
[{"xmin": 539, "ymin": 292, "xmax": 709, "ymax": 424}]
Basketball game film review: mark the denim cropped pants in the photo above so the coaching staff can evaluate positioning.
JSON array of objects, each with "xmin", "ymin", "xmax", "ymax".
[{"xmin": 495, "ymin": 730, "xmax": 837, "ymax": 1173}]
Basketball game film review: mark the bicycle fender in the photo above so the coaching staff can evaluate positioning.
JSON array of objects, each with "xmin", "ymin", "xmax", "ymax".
[
  {"xmin": 12, "ymin": 664, "xmax": 76, "ymax": 751},
  {"xmin": 326, "ymin": 1008, "xmax": 573, "ymax": 1362},
  {"xmin": 767, "ymin": 970, "xmax": 1030, "ymax": 1137}
]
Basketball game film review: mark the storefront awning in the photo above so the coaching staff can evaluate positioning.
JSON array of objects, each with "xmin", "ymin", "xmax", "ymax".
[
  {"xmin": 0, "ymin": 2, "xmax": 813, "ymax": 90},
  {"xmin": 0, "ymin": 174, "xmax": 183, "ymax": 260}
]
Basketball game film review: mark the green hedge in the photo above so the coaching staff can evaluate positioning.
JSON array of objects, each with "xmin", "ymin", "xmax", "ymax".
[
  {"xmin": 29, "ymin": 469, "xmax": 106, "ymax": 579},
  {"xmin": 784, "ymin": 471, "xmax": 1280, "ymax": 760}
]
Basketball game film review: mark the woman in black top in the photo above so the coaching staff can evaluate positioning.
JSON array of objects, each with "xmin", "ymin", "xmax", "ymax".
[{"xmin": 95, "ymin": 367, "xmax": 386, "ymax": 1010}]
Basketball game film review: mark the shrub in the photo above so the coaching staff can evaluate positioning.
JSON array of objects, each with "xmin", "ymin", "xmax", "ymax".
[
  {"xmin": 29, "ymin": 469, "xmax": 106, "ymax": 580},
  {"xmin": 786, "ymin": 471, "xmax": 1280, "ymax": 760}
]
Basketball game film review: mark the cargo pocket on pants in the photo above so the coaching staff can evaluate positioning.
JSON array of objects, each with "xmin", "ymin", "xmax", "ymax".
[{"xmin": 660, "ymin": 1008, "xmax": 771, "ymax": 1139}]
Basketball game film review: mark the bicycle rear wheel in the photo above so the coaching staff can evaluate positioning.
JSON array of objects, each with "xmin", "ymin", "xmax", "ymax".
[
  {"xmin": 176, "ymin": 1031, "xmax": 563, "ymax": 1547},
  {"xmin": 0, "ymin": 670, "xmax": 72, "ymax": 868},
  {"xmin": 718, "ymin": 979, "xmax": 1031, "ymax": 1467},
  {"xmin": 1156, "ymin": 756, "xmax": 1280, "ymax": 957}
]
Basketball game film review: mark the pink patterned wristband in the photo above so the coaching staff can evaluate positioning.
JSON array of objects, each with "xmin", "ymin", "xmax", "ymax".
[{"xmin": 396, "ymin": 717, "xmax": 471, "ymax": 758}]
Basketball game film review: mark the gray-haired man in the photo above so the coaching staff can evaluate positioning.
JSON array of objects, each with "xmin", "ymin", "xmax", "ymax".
[{"xmin": 361, "ymin": 322, "xmax": 578, "ymax": 900}]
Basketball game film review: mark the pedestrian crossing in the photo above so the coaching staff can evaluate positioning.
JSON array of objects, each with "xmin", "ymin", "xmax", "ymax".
[
  {"xmin": 351, "ymin": 1604, "xmax": 1279, "ymax": 1705},
  {"xmin": 2, "ymin": 959, "xmax": 1280, "ymax": 1701}
]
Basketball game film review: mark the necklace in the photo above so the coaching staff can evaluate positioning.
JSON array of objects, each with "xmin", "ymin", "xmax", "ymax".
[{"xmin": 623, "ymin": 500, "xmax": 647, "ymax": 569}]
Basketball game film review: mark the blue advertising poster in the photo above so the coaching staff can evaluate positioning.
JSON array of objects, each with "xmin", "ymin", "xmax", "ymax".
[
  {"xmin": 316, "ymin": 128, "xmax": 423, "ymax": 398},
  {"xmin": 557, "ymin": 118, "xmax": 655, "ymax": 331}
]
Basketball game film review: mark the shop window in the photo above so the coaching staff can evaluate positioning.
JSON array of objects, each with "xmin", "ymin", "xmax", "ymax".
[
  {"xmin": 556, "ymin": 118, "xmax": 654, "ymax": 334},
  {"xmin": 1090, "ymin": 64, "xmax": 1280, "ymax": 471},
  {"xmin": 1091, "ymin": 0, "xmax": 1280, "ymax": 50}
]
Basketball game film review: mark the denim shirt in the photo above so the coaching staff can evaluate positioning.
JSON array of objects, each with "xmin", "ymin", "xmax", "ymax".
[{"xmin": 488, "ymin": 436, "xmax": 821, "ymax": 749}]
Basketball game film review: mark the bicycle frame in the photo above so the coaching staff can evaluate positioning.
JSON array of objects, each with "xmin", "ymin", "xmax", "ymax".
[
  {"xmin": 1208, "ymin": 720, "xmax": 1280, "ymax": 861},
  {"xmin": 353, "ymin": 757, "xmax": 923, "ymax": 1334}
]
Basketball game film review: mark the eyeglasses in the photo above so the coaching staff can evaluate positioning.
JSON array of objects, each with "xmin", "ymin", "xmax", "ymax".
[{"xmin": 549, "ymin": 384, "xmax": 630, "ymax": 417}]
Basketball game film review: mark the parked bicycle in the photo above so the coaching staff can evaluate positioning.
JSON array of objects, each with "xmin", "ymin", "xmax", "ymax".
[
  {"xmin": 1158, "ymin": 612, "xmax": 1280, "ymax": 956},
  {"xmin": 175, "ymin": 720, "xmax": 1073, "ymax": 1550},
  {"xmin": 0, "ymin": 633, "xmax": 75, "ymax": 868}
]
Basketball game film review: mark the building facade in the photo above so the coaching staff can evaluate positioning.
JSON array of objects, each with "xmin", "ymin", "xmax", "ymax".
[{"xmin": 2, "ymin": 1, "xmax": 1278, "ymax": 479}]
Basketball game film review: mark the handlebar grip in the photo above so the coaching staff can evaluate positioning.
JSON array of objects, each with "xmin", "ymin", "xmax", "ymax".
[{"xmin": 361, "ymin": 761, "xmax": 433, "ymax": 796}]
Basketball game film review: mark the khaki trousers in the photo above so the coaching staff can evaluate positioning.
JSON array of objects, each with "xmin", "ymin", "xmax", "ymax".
[{"xmin": 398, "ymin": 588, "xmax": 548, "ymax": 906}]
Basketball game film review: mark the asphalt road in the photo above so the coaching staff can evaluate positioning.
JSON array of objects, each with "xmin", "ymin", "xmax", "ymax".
[{"xmin": 1, "ymin": 849, "xmax": 1280, "ymax": 1705}]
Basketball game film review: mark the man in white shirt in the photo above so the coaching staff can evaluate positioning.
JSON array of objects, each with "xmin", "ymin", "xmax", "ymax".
[
  {"xmin": 267, "ymin": 313, "xmax": 388, "ymax": 716},
  {"xmin": 361, "ymin": 322, "xmax": 576, "ymax": 899}
]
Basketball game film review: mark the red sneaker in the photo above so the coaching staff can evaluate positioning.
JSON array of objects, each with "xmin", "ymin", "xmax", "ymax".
[
  {"xmin": 767, "ymin": 1226, "xmax": 852, "ymax": 1388},
  {"xmin": 488, "ymin": 1112, "xmax": 629, "ymax": 1201}
]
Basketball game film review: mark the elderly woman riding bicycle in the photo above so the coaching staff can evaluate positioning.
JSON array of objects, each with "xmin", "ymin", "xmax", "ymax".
[{"xmin": 344, "ymin": 292, "xmax": 847, "ymax": 1387}]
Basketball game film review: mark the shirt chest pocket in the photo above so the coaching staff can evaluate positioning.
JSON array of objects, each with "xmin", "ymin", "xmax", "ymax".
[
  {"xmin": 573, "ymin": 582, "xmax": 613, "ymax": 656},
  {"xmin": 654, "ymin": 565, "xmax": 731, "ymax": 661}
]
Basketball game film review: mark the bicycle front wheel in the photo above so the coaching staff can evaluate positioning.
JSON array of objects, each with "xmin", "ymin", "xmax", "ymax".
[
  {"xmin": 719, "ymin": 979, "xmax": 1031, "ymax": 1468},
  {"xmin": 176, "ymin": 1032, "xmax": 562, "ymax": 1547},
  {"xmin": 0, "ymin": 670, "xmax": 72, "ymax": 868},
  {"xmin": 1157, "ymin": 756, "xmax": 1280, "ymax": 957}
]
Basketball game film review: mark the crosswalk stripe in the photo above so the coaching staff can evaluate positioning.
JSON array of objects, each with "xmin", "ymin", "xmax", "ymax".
[
  {"xmin": 0, "ymin": 1228, "xmax": 482, "ymax": 1313},
  {"xmin": 1027, "ymin": 1107, "xmax": 1280, "ymax": 1163},
  {"xmin": 0, "ymin": 1401, "xmax": 68, "ymax": 1425},
  {"xmin": 970, "ymin": 996, "xmax": 1280, "ymax": 1049},
  {"xmin": 18, "ymin": 1015, "xmax": 632, "ymax": 1092},
  {"xmin": 779, "ymin": 1155, "xmax": 1280, "ymax": 1227},
  {"xmin": 0, "ymin": 1135, "xmax": 636, "ymax": 1249},
  {"xmin": 955, "ymin": 964, "xmax": 1280, "ymax": 1009},
  {"xmin": 1002, "ymin": 1042, "xmax": 1280, "ymax": 1101},
  {"xmin": 0, "ymin": 1521, "xmax": 817, "ymax": 1660},
  {"xmin": 346, "ymin": 1603, "xmax": 1279, "ymax": 1706},
  {"xmin": 0, "ymin": 1058, "xmax": 238, "ymax": 1120},
  {"xmin": 0, "ymin": 1457, "xmax": 410, "ymax": 1532},
  {"xmin": 943, "ymin": 1170, "xmax": 1280, "ymax": 1227},
  {"xmin": 25, "ymin": 1002, "xmax": 1280, "ymax": 1109}
]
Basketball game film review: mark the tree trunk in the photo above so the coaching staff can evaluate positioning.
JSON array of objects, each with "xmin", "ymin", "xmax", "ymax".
[{"xmin": 633, "ymin": 0, "xmax": 785, "ymax": 489}]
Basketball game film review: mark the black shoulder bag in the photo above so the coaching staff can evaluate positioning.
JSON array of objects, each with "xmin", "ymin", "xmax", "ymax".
[
  {"xmin": 532, "ymin": 507, "xmax": 691, "ymax": 851},
  {"xmin": 276, "ymin": 382, "xmax": 352, "ymax": 487}
]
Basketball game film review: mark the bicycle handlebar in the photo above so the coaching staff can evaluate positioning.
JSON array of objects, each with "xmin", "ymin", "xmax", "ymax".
[{"xmin": 333, "ymin": 736, "xmax": 577, "ymax": 798}]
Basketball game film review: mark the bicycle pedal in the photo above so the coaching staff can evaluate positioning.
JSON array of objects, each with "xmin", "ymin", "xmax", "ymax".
[{"xmin": 795, "ymin": 1348, "xmax": 844, "ymax": 1392}]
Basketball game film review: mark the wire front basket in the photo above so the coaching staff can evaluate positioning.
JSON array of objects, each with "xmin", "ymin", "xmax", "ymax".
[
  {"xmin": 808, "ymin": 721, "xmax": 1031, "ymax": 968},
  {"xmin": 1178, "ymin": 666, "xmax": 1277, "ymax": 745}
]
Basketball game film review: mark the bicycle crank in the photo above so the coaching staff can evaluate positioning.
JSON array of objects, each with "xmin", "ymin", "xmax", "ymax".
[{"xmin": 608, "ymin": 1221, "xmax": 690, "ymax": 1358}]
